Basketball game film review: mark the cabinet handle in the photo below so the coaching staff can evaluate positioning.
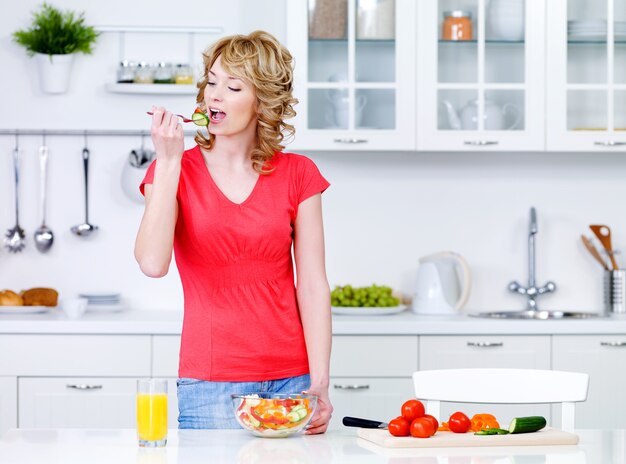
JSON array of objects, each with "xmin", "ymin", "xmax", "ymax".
[
  {"xmin": 333, "ymin": 384, "xmax": 370, "ymax": 390},
  {"xmin": 66, "ymin": 384, "xmax": 103, "ymax": 390},
  {"xmin": 333, "ymin": 138, "xmax": 368, "ymax": 144},
  {"xmin": 467, "ymin": 341, "xmax": 504, "ymax": 347},
  {"xmin": 464, "ymin": 140, "xmax": 499, "ymax": 146},
  {"xmin": 600, "ymin": 341, "xmax": 626, "ymax": 347},
  {"xmin": 594, "ymin": 141, "xmax": 626, "ymax": 147}
]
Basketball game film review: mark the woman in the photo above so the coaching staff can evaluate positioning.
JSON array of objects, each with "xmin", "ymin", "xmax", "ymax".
[{"xmin": 134, "ymin": 30, "xmax": 333, "ymax": 434}]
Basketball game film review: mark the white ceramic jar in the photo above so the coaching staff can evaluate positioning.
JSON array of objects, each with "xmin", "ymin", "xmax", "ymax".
[{"xmin": 487, "ymin": 0, "xmax": 525, "ymax": 41}]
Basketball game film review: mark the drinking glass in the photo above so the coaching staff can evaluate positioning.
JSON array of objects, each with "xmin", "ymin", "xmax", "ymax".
[{"xmin": 137, "ymin": 378, "xmax": 168, "ymax": 447}]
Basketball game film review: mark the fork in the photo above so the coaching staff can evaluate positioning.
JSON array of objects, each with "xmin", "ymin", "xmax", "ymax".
[{"xmin": 146, "ymin": 111, "xmax": 194, "ymax": 123}]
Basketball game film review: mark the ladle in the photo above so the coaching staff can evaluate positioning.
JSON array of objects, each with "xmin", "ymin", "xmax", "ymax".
[
  {"xmin": 71, "ymin": 146, "xmax": 98, "ymax": 237},
  {"xmin": 34, "ymin": 141, "xmax": 54, "ymax": 252},
  {"xmin": 4, "ymin": 145, "xmax": 25, "ymax": 252}
]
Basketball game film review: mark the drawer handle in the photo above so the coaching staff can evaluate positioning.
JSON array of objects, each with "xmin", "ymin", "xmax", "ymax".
[
  {"xmin": 464, "ymin": 140, "xmax": 499, "ymax": 146},
  {"xmin": 333, "ymin": 138, "xmax": 368, "ymax": 144},
  {"xmin": 66, "ymin": 384, "xmax": 103, "ymax": 390},
  {"xmin": 334, "ymin": 384, "xmax": 370, "ymax": 390},
  {"xmin": 467, "ymin": 341, "xmax": 503, "ymax": 347},
  {"xmin": 600, "ymin": 341, "xmax": 626, "ymax": 347},
  {"xmin": 594, "ymin": 141, "xmax": 626, "ymax": 147}
]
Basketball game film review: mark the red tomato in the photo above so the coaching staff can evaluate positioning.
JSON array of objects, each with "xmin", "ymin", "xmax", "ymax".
[
  {"xmin": 421, "ymin": 414, "xmax": 439, "ymax": 434},
  {"xmin": 448, "ymin": 411, "xmax": 471, "ymax": 433},
  {"xmin": 410, "ymin": 417, "xmax": 435, "ymax": 438},
  {"xmin": 401, "ymin": 399, "xmax": 425, "ymax": 422},
  {"xmin": 388, "ymin": 416, "xmax": 411, "ymax": 437}
]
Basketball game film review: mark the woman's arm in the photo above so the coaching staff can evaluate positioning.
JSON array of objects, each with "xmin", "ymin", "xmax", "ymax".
[
  {"xmin": 134, "ymin": 107, "xmax": 185, "ymax": 278},
  {"xmin": 294, "ymin": 192, "xmax": 333, "ymax": 434}
]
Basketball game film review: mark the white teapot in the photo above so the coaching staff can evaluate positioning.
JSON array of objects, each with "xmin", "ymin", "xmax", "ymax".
[{"xmin": 441, "ymin": 98, "xmax": 522, "ymax": 130}]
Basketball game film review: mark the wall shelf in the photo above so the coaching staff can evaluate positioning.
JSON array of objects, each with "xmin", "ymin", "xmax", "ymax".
[{"xmin": 105, "ymin": 83, "xmax": 197, "ymax": 95}]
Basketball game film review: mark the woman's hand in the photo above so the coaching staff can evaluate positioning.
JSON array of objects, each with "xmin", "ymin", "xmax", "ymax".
[
  {"xmin": 303, "ymin": 385, "xmax": 333, "ymax": 434},
  {"xmin": 150, "ymin": 105, "xmax": 184, "ymax": 162}
]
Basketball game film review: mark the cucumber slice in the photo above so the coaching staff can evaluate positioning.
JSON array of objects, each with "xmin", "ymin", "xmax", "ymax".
[
  {"xmin": 191, "ymin": 111, "xmax": 209, "ymax": 126},
  {"xmin": 287, "ymin": 411, "xmax": 301, "ymax": 423},
  {"xmin": 474, "ymin": 428, "xmax": 510, "ymax": 435},
  {"xmin": 296, "ymin": 408, "xmax": 308, "ymax": 420},
  {"xmin": 508, "ymin": 416, "xmax": 547, "ymax": 434}
]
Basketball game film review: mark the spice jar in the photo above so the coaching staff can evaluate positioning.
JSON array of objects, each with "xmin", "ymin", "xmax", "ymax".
[
  {"xmin": 154, "ymin": 62, "xmax": 174, "ymax": 84},
  {"xmin": 174, "ymin": 64, "xmax": 194, "ymax": 84},
  {"xmin": 134, "ymin": 62, "xmax": 154, "ymax": 84},
  {"xmin": 116, "ymin": 60, "xmax": 136, "ymax": 83},
  {"xmin": 442, "ymin": 10, "xmax": 473, "ymax": 41}
]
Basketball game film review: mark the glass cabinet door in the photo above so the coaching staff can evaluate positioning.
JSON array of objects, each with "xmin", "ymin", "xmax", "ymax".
[
  {"xmin": 418, "ymin": 0, "xmax": 545, "ymax": 150},
  {"xmin": 547, "ymin": 0, "xmax": 626, "ymax": 150},
  {"xmin": 288, "ymin": 0, "xmax": 415, "ymax": 150},
  {"xmin": 307, "ymin": 0, "xmax": 397, "ymax": 131}
]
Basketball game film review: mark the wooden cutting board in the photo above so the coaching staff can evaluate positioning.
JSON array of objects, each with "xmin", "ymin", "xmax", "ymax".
[{"xmin": 358, "ymin": 428, "xmax": 579, "ymax": 448}]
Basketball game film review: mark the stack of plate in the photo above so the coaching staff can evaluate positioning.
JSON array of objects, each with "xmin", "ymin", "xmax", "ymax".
[
  {"xmin": 568, "ymin": 20, "xmax": 626, "ymax": 41},
  {"xmin": 79, "ymin": 292, "xmax": 125, "ymax": 312}
]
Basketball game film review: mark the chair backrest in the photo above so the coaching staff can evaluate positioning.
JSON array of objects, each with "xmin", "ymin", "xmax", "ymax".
[{"xmin": 412, "ymin": 368, "xmax": 589, "ymax": 431}]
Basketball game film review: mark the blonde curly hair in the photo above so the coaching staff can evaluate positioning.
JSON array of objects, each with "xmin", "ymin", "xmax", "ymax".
[{"xmin": 194, "ymin": 30, "xmax": 298, "ymax": 174}]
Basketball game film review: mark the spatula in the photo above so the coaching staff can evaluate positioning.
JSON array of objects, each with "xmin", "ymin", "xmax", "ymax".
[
  {"xmin": 589, "ymin": 225, "xmax": 619, "ymax": 270},
  {"xmin": 581, "ymin": 235, "xmax": 609, "ymax": 270}
]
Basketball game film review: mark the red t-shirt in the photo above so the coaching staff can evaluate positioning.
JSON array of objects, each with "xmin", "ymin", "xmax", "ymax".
[{"xmin": 140, "ymin": 145, "xmax": 330, "ymax": 381}]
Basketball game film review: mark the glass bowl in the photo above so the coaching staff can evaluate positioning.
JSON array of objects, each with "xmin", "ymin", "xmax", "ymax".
[{"xmin": 231, "ymin": 393, "xmax": 317, "ymax": 438}]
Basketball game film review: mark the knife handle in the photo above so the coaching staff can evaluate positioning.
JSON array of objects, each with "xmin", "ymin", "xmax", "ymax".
[{"xmin": 342, "ymin": 416, "xmax": 385, "ymax": 428}]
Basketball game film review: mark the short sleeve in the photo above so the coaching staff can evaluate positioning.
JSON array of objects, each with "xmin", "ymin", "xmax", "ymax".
[
  {"xmin": 295, "ymin": 156, "xmax": 330, "ymax": 205},
  {"xmin": 139, "ymin": 160, "xmax": 157, "ymax": 196}
]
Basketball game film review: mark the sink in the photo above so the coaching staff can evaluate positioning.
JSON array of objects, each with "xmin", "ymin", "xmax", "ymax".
[{"xmin": 469, "ymin": 310, "xmax": 607, "ymax": 320}]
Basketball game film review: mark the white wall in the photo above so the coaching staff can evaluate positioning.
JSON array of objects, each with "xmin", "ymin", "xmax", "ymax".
[{"xmin": 0, "ymin": 0, "xmax": 623, "ymax": 313}]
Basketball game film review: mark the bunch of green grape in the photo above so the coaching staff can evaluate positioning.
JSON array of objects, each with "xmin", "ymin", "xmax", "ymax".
[{"xmin": 331, "ymin": 284, "xmax": 400, "ymax": 307}]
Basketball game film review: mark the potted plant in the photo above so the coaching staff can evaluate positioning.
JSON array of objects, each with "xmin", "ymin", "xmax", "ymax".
[{"xmin": 12, "ymin": 3, "xmax": 99, "ymax": 94}]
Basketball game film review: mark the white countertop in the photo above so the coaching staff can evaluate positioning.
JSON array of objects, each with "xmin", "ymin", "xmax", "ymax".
[
  {"xmin": 1, "ymin": 309, "xmax": 626, "ymax": 335},
  {"xmin": 0, "ymin": 428, "xmax": 623, "ymax": 464}
]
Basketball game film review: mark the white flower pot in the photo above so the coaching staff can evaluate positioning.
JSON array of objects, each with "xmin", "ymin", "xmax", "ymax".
[{"xmin": 35, "ymin": 53, "xmax": 75, "ymax": 94}]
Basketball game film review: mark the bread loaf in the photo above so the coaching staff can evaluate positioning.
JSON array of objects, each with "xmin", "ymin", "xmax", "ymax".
[
  {"xmin": 0, "ymin": 290, "xmax": 24, "ymax": 306},
  {"xmin": 21, "ymin": 288, "xmax": 58, "ymax": 307}
]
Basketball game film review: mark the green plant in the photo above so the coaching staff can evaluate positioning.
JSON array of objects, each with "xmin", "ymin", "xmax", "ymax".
[{"xmin": 12, "ymin": 3, "xmax": 99, "ymax": 56}]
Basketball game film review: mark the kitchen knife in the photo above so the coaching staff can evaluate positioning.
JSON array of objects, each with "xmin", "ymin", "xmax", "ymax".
[{"xmin": 342, "ymin": 416, "xmax": 388, "ymax": 429}]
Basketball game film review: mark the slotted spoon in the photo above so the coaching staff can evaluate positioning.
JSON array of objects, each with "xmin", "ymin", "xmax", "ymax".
[{"xmin": 4, "ymin": 147, "xmax": 25, "ymax": 252}]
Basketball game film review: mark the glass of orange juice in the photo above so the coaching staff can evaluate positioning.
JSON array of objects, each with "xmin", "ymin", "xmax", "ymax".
[{"xmin": 137, "ymin": 378, "xmax": 168, "ymax": 447}]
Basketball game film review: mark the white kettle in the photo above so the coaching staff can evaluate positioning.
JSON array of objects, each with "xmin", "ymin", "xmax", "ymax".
[{"xmin": 412, "ymin": 251, "xmax": 472, "ymax": 315}]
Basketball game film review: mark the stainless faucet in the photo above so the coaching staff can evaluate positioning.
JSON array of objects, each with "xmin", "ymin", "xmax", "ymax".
[{"xmin": 508, "ymin": 207, "xmax": 556, "ymax": 310}]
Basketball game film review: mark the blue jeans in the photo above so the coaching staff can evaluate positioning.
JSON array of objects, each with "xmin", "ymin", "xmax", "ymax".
[{"xmin": 177, "ymin": 374, "xmax": 311, "ymax": 429}]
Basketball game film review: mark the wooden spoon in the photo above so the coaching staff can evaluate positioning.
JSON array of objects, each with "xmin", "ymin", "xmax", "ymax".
[
  {"xmin": 589, "ymin": 225, "xmax": 619, "ymax": 270},
  {"xmin": 581, "ymin": 234, "xmax": 609, "ymax": 270}
]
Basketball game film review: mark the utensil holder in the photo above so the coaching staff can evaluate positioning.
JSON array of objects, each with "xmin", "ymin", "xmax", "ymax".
[{"xmin": 604, "ymin": 269, "xmax": 626, "ymax": 314}]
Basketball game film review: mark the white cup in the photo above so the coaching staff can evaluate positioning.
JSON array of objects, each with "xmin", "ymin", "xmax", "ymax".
[{"xmin": 62, "ymin": 298, "xmax": 88, "ymax": 319}]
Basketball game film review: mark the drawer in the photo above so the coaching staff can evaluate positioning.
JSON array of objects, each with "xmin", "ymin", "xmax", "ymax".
[
  {"xmin": 0, "ymin": 335, "xmax": 151, "ymax": 376},
  {"xmin": 152, "ymin": 336, "xmax": 181, "ymax": 377},
  {"xmin": 19, "ymin": 377, "xmax": 137, "ymax": 428},
  {"xmin": 419, "ymin": 335, "xmax": 551, "ymax": 370},
  {"xmin": 330, "ymin": 335, "xmax": 418, "ymax": 377},
  {"xmin": 329, "ymin": 377, "xmax": 414, "ymax": 430}
]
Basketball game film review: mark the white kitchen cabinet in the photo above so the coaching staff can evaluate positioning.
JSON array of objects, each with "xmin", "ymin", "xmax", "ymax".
[
  {"xmin": 329, "ymin": 335, "xmax": 418, "ymax": 430},
  {"xmin": 19, "ymin": 378, "xmax": 137, "ymax": 428},
  {"xmin": 0, "ymin": 377, "xmax": 17, "ymax": 438},
  {"xmin": 546, "ymin": 0, "xmax": 626, "ymax": 151},
  {"xmin": 419, "ymin": 335, "xmax": 551, "ymax": 424},
  {"xmin": 552, "ymin": 335, "xmax": 626, "ymax": 429},
  {"xmin": 416, "ymin": 0, "xmax": 546, "ymax": 151},
  {"xmin": 286, "ymin": 0, "xmax": 417, "ymax": 151},
  {"xmin": 328, "ymin": 377, "xmax": 414, "ymax": 430}
]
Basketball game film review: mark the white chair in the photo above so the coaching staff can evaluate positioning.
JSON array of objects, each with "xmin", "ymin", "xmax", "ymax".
[{"xmin": 412, "ymin": 368, "xmax": 589, "ymax": 431}]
